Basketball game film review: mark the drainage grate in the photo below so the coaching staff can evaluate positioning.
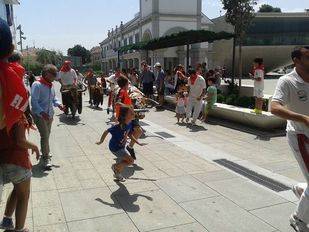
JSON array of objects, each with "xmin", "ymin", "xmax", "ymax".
[
  {"xmin": 139, "ymin": 121, "xmax": 150, "ymax": 126},
  {"xmin": 214, "ymin": 159, "xmax": 291, "ymax": 192},
  {"xmin": 155, "ymin": 132, "xmax": 175, "ymax": 138}
]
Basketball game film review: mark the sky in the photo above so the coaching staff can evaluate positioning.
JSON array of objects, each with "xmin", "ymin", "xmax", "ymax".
[{"xmin": 14, "ymin": 0, "xmax": 308, "ymax": 54}]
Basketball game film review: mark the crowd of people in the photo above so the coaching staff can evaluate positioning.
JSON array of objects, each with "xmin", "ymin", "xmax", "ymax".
[{"xmin": 0, "ymin": 17, "xmax": 308, "ymax": 232}]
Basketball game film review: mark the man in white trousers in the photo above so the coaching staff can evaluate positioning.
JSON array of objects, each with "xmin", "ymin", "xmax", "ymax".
[
  {"xmin": 271, "ymin": 46, "xmax": 309, "ymax": 232},
  {"xmin": 186, "ymin": 69, "xmax": 206, "ymax": 125}
]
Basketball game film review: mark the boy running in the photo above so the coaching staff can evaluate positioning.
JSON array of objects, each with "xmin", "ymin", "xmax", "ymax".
[
  {"xmin": 271, "ymin": 46, "xmax": 309, "ymax": 232},
  {"xmin": 96, "ymin": 106, "xmax": 146, "ymax": 181}
]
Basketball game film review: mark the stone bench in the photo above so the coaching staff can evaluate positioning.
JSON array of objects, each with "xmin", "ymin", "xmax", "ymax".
[{"xmin": 164, "ymin": 95, "xmax": 286, "ymax": 130}]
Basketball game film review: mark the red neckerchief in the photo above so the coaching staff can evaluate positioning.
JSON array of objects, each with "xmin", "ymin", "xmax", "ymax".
[
  {"xmin": 9, "ymin": 62, "xmax": 25, "ymax": 79},
  {"xmin": 190, "ymin": 75, "xmax": 198, "ymax": 85},
  {"xmin": 0, "ymin": 60, "xmax": 29, "ymax": 133},
  {"xmin": 252, "ymin": 65, "xmax": 265, "ymax": 75},
  {"xmin": 38, "ymin": 77, "xmax": 53, "ymax": 88},
  {"xmin": 60, "ymin": 61, "xmax": 71, "ymax": 72}
]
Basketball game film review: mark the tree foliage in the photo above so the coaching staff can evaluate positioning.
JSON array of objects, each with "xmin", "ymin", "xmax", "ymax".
[
  {"xmin": 259, "ymin": 4, "xmax": 281, "ymax": 13},
  {"xmin": 221, "ymin": 0, "xmax": 257, "ymax": 86},
  {"xmin": 67, "ymin": 45, "xmax": 91, "ymax": 64},
  {"xmin": 36, "ymin": 49, "xmax": 63, "ymax": 66}
]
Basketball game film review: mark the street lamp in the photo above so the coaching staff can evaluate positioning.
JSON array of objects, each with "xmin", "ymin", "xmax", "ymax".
[{"xmin": 16, "ymin": 24, "xmax": 26, "ymax": 51}]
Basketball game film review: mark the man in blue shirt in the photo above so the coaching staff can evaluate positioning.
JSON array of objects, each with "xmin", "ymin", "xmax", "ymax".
[{"xmin": 31, "ymin": 64, "xmax": 64, "ymax": 170}]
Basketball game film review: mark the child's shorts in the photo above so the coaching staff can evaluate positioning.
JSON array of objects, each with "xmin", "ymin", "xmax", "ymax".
[
  {"xmin": 0, "ymin": 164, "xmax": 32, "ymax": 185},
  {"xmin": 204, "ymin": 103, "xmax": 214, "ymax": 115},
  {"xmin": 176, "ymin": 105, "xmax": 186, "ymax": 115},
  {"xmin": 111, "ymin": 148, "xmax": 130, "ymax": 158}
]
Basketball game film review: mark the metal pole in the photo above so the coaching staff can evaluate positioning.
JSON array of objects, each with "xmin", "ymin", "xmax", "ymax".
[
  {"xmin": 232, "ymin": 37, "xmax": 236, "ymax": 84},
  {"xmin": 186, "ymin": 43, "xmax": 190, "ymax": 71},
  {"xmin": 117, "ymin": 50, "xmax": 120, "ymax": 68}
]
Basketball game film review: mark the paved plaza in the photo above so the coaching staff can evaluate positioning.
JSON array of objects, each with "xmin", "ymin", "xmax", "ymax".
[{"xmin": 0, "ymin": 88, "xmax": 303, "ymax": 232}]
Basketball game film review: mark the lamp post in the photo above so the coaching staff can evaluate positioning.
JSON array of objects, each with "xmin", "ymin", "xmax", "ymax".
[{"xmin": 16, "ymin": 24, "xmax": 26, "ymax": 51}]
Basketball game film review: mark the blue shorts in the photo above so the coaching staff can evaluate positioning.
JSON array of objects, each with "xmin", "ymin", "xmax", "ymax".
[{"xmin": 111, "ymin": 148, "xmax": 130, "ymax": 158}]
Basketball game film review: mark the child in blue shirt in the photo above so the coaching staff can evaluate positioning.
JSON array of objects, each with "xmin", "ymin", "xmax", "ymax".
[{"xmin": 96, "ymin": 106, "xmax": 146, "ymax": 181}]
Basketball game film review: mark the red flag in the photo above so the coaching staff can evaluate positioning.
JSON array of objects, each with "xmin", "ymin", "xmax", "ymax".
[{"xmin": 0, "ymin": 61, "xmax": 29, "ymax": 133}]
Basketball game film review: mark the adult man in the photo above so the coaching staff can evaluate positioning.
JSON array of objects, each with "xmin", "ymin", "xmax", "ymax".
[
  {"xmin": 140, "ymin": 62, "xmax": 155, "ymax": 98},
  {"xmin": 31, "ymin": 65, "xmax": 64, "ymax": 170},
  {"xmin": 271, "ymin": 46, "xmax": 309, "ymax": 232},
  {"xmin": 154, "ymin": 62, "xmax": 165, "ymax": 108},
  {"xmin": 186, "ymin": 69, "xmax": 206, "ymax": 125},
  {"xmin": 58, "ymin": 61, "xmax": 77, "ymax": 87},
  {"xmin": 250, "ymin": 58, "xmax": 265, "ymax": 114},
  {"xmin": 106, "ymin": 68, "xmax": 121, "ymax": 115}
]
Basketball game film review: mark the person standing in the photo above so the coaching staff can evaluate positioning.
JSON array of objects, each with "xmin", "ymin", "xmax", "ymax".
[
  {"xmin": 186, "ymin": 69, "xmax": 206, "ymax": 125},
  {"xmin": 154, "ymin": 63, "xmax": 165, "ymax": 108},
  {"xmin": 58, "ymin": 61, "xmax": 77, "ymax": 87},
  {"xmin": 106, "ymin": 68, "xmax": 121, "ymax": 115},
  {"xmin": 271, "ymin": 46, "xmax": 309, "ymax": 232},
  {"xmin": 250, "ymin": 58, "xmax": 265, "ymax": 114},
  {"xmin": 140, "ymin": 63, "xmax": 155, "ymax": 99},
  {"xmin": 0, "ymin": 18, "xmax": 40, "ymax": 232},
  {"xmin": 31, "ymin": 65, "xmax": 65, "ymax": 170}
]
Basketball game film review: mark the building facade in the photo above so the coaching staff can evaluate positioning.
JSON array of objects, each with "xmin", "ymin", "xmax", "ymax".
[
  {"xmin": 90, "ymin": 46, "xmax": 102, "ymax": 65},
  {"xmin": 0, "ymin": 0, "xmax": 19, "ymax": 45},
  {"xmin": 100, "ymin": 0, "xmax": 213, "ymax": 74},
  {"xmin": 211, "ymin": 12, "xmax": 309, "ymax": 75}
]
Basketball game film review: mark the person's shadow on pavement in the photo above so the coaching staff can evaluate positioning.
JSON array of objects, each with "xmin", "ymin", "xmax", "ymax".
[{"xmin": 95, "ymin": 182, "xmax": 153, "ymax": 212}]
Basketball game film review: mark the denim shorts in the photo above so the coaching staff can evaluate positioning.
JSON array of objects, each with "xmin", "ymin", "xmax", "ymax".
[
  {"xmin": 0, "ymin": 164, "xmax": 32, "ymax": 185},
  {"xmin": 111, "ymin": 148, "xmax": 130, "ymax": 158}
]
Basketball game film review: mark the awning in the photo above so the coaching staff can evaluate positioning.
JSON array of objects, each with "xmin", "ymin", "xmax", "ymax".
[
  {"xmin": 4, "ymin": 0, "xmax": 20, "ymax": 5},
  {"xmin": 118, "ymin": 30, "xmax": 234, "ymax": 52}
]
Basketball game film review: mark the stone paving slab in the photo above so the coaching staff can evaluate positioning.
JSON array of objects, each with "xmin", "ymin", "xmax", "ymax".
[{"xmin": 0, "ymin": 92, "xmax": 303, "ymax": 231}]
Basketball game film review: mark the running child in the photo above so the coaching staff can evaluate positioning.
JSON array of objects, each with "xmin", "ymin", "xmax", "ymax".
[
  {"xmin": 96, "ymin": 106, "xmax": 146, "ymax": 181},
  {"xmin": 175, "ymin": 85, "xmax": 188, "ymax": 123},
  {"xmin": 201, "ymin": 77, "xmax": 217, "ymax": 122}
]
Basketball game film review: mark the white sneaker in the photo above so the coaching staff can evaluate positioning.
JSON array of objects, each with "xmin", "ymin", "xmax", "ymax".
[{"xmin": 290, "ymin": 214, "xmax": 309, "ymax": 232}]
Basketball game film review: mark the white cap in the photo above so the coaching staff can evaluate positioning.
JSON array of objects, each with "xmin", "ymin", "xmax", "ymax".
[{"xmin": 154, "ymin": 62, "xmax": 161, "ymax": 68}]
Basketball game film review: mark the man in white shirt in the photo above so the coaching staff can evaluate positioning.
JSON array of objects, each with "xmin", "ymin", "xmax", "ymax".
[
  {"xmin": 58, "ymin": 61, "xmax": 77, "ymax": 87},
  {"xmin": 186, "ymin": 69, "xmax": 206, "ymax": 125},
  {"xmin": 106, "ymin": 68, "xmax": 121, "ymax": 115},
  {"xmin": 271, "ymin": 46, "xmax": 309, "ymax": 232}
]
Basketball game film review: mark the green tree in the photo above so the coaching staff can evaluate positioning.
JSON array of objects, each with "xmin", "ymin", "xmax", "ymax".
[
  {"xmin": 67, "ymin": 45, "xmax": 91, "ymax": 64},
  {"xmin": 36, "ymin": 49, "xmax": 63, "ymax": 66},
  {"xmin": 221, "ymin": 0, "xmax": 257, "ymax": 87},
  {"xmin": 259, "ymin": 4, "xmax": 281, "ymax": 12}
]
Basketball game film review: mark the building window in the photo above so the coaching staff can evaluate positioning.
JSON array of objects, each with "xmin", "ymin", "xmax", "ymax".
[{"xmin": 135, "ymin": 34, "xmax": 140, "ymax": 43}]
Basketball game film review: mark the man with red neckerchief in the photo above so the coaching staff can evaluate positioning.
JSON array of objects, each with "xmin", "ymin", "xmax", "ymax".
[
  {"xmin": 31, "ymin": 65, "xmax": 65, "ymax": 170},
  {"xmin": 186, "ymin": 68, "xmax": 206, "ymax": 125}
]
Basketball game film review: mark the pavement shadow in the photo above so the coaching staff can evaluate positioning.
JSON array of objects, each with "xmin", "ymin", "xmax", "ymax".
[
  {"xmin": 57, "ymin": 114, "xmax": 85, "ymax": 126},
  {"xmin": 95, "ymin": 182, "xmax": 153, "ymax": 212},
  {"xmin": 31, "ymin": 164, "xmax": 49, "ymax": 178},
  {"xmin": 186, "ymin": 124, "xmax": 208, "ymax": 132},
  {"xmin": 86, "ymin": 105, "xmax": 104, "ymax": 111}
]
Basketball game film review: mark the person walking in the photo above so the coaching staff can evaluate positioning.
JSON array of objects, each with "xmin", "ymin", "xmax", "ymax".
[
  {"xmin": 31, "ymin": 65, "xmax": 65, "ymax": 170},
  {"xmin": 186, "ymin": 69, "xmax": 206, "ymax": 125},
  {"xmin": 271, "ymin": 46, "xmax": 309, "ymax": 232}
]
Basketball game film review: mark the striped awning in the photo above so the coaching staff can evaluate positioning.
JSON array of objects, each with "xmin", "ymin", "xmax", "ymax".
[{"xmin": 4, "ymin": 0, "xmax": 20, "ymax": 5}]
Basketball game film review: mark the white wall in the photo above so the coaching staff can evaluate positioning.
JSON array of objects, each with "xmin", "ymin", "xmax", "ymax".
[
  {"xmin": 0, "ymin": 0, "xmax": 7, "ymax": 22},
  {"xmin": 159, "ymin": 20, "xmax": 197, "ymax": 37},
  {"xmin": 159, "ymin": 0, "xmax": 197, "ymax": 15},
  {"xmin": 141, "ymin": 0, "xmax": 153, "ymax": 18}
]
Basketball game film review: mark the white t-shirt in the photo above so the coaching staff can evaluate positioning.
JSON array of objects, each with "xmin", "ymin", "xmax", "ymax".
[
  {"xmin": 108, "ymin": 74, "xmax": 118, "ymax": 91},
  {"xmin": 59, "ymin": 69, "xmax": 77, "ymax": 86},
  {"xmin": 188, "ymin": 75, "xmax": 206, "ymax": 99},
  {"xmin": 254, "ymin": 69, "xmax": 264, "ymax": 89},
  {"xmin": 272, "ymin": 68, "xmax": 309, "ymax": 137}
]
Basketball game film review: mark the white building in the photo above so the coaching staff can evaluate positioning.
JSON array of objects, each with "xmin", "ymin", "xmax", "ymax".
[
  {"xmin": 0, "ymin": 0, "xmax": 19, "ymax": 45},
  {"xmin": 100, "ymin": 0, "xmax": 213, "ymax": 73}
]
